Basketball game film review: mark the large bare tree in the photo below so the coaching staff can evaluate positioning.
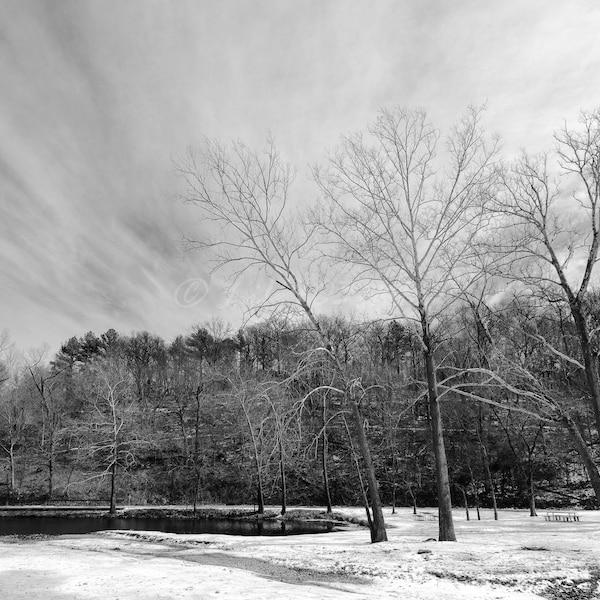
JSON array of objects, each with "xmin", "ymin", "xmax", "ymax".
[
  {"xmin": 489, "ymin": 110, "xmax": 600, "ymax": 487},
  {"xmin": 313, "ymin": 106, "xmax": 500, "ymax": 541},
  {"xmin": 84, "ymin": 357, "xmax": 135, "ymax": 514},
  {"xmin": 178, "ymin": 138, "xmax": 388, "ymax": 542}
]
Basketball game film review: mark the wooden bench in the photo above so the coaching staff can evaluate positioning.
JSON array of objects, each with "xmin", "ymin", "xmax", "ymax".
[
  {"xmin": 545, "ymin": 511, "xmax": 579, "ymax": 522},
  {"xmin": 413, "ymin": 512, "xmax": 438, "ymax": 521}
]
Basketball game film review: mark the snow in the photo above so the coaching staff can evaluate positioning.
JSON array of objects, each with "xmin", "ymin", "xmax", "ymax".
[{"xmin": 1, "ymin": 507, "xmax": 599, "ymax": 599}]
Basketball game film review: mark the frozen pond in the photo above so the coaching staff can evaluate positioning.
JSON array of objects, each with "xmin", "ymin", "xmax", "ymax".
[{"xmin": 0, "ymin": 515, "xmax": 336, "ymax": 536}]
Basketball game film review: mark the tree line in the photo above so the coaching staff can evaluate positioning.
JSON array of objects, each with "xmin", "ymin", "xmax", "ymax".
[{"xmin": 0, "ymin": 304, "xmax": 596, "ymax": 529}]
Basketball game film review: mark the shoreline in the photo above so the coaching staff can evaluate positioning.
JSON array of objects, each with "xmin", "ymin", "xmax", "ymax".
[
  {"xmin": 0, "ymin": 504, "xmax": 363, "ymax": 522},
  {"xmin": 1, "ymin": 507, "xmax": 599, "ymax": 599}
]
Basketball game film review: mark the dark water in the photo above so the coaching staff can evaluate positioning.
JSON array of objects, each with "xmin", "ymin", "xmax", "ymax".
[{"xmin": 0, "ymin": 516, "xmax": 335, "ymax": 537}]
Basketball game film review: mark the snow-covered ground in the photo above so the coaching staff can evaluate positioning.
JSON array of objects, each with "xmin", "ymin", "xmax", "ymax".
[{"xmin": 1, "ymin": 507, "xmax": 599, "ymax": 599}]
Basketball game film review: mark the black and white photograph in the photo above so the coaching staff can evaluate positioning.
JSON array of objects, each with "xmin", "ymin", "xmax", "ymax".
[{"xmin": 1, "ymin": 1, "xmax": 600, "ymax": 598}]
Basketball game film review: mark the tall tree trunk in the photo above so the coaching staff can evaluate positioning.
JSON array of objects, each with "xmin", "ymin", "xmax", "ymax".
[
  {"xmin": 406, "ymin": 482, "xmax": 418, "ymax": 514},
  {"xmin": 474, "ymin": 489, "xmax": 481, "ymax": 520},
  {"xmin": 47, "ymin": 452, "xmax": 53, "ymax": 500},
  {"xmin": 10, "ymin": 451, "xmax": 15, "ymax": 498},
  {"xmin": 476, "ymin": 410, "xmax": 498, "ymax": 520},
  {"xmin": 240, "ymin": 400, "xmax": 265, "ymax": 515},
  {"xmin": 561, "ymin": 414, "xmax": 600, "ymax": 506},
  {"xmin": 528, "ymin": 468, "xmax": 537, "ymax": 517},
  {"xmin": 193, "ymin": 385, "xmax": 202, "ymax": 501},
  {"xmin": 193, "ymin": 469, "xmax": 201, "ymax": 514},
  {"xmin": 322, "ymin": 393, "xmax": 333, "ymax": 513},
  {"xmin": 256, "ymin": 479, "xmax": 265, "ymax": 515},
  {"xmin": 571, "ymin": 306, "xmax": 600, "ymax": 435},
  {"xmin": 344, "ymin": 417, "xmax": 375, "ymax": 533},
  {"xmin": 278, "ymin": 436, "xmax": 286, "ymax": 516},
  {"xmin": 177, "ymin": 407, "xmax": 189, "ymax": 459},
  {"xmin": 423, "ymin": 345, "xmax": 457, "ymax": 541},
  {"xmin": 350, "ymin": 398, "xmax": 387, "ymax": 543},
  {"xmin": 457, "ymin": 485, "xmax": 470, "ymax": 521},
  {"xmin": 109, "ymin": 455, "xmax": 117, "ymax": 515}
]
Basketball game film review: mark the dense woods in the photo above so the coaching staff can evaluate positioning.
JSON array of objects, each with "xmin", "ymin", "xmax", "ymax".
[
  {"xmin": 2, "ymin": 107, "xmax": 600, "ymax": 543},
  {"xmin": 0, "ymin": 307, "xmax": 597, "ymax": 510}
]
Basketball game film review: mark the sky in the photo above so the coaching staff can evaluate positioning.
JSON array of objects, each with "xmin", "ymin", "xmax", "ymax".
[{"xmin": 1, "ymin": 0, "xmax": 599, "ymax": 353}]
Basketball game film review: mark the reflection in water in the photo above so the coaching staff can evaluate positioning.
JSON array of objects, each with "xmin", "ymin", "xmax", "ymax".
[{"xmin": 0, "ymin": 516, "xmax": 335, "ymax": 537}]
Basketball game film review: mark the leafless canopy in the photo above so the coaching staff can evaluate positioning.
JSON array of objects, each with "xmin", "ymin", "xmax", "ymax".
[
  {"xmin": 490, "ymin": 109, "xmax": 600, "ymax": 304},
  {"xmin": 312, "ymin": 105, "xmax": 501, "ymax": 330},
  {"xmin": 177, "ymin": 137, "xmax": 323, "ymax": 320}
]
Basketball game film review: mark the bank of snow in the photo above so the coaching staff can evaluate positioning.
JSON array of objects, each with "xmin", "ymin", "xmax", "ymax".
[{"xmin": 1, "ymin": 507, "xmax": 599, "ymax": 599}]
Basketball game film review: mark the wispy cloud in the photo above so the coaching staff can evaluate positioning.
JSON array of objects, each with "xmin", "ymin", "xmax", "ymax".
[{"xmin": 1, "ymin": 0, "xmax": 599, "ymax": 351}]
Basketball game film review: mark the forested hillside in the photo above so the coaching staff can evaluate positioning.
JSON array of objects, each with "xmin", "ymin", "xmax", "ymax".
[{"xmin": 0, "ymin": 309, "xmax": 595, "ymax": 514}]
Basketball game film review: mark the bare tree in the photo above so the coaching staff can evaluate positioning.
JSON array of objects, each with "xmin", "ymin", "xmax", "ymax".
[
  {"xmin": 490, "ymin": 110, "xmax": 600, "ymax": 436},
  {"xmin": 83, "ymin": 358, "xmax": 136, "ymax": 514},
  {"xmin": 486, "ymin": 298, "xmax": 600, "ymax": 504},
  {"xmin": 475, "ymin": 406, "xmax": 499, "ymax": 520},
  {"xmin": 178, "ymin": 138, "xmax": 388, "ymax": 542},
  {"xmin": 0, "ymin": 338, "xmax": 28, "ymax": 499},
  {"xmin": 482, "ymin": 111, "xmax": 600, "ymax": 507},
  {"xmin": 237, "ymin": 382, "xmax": 269, "ymax": 514},
  {"xmin": 26, "ymin": 347, "xmax": 63, "ymax": 499},
  {"xmin": 496, "ymin": 408, "xmax": 547, "ymax": 517},
  {"xmin": 313, "ymin": 106, "xmax": 500, "ymax": 541},
  {"xmin": 263, "ymin": 387, "xmax": 294, "ymax": 516}
]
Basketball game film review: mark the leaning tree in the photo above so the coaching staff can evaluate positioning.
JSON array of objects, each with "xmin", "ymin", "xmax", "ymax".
[{"xmin": 178, "ymin": 138, "xmax": 388, "ymax": 542}]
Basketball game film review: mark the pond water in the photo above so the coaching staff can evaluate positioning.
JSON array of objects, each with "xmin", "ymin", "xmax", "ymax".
[{"xmin": 0, "ymin": 516, "xmax": 335, "ymax": 537}]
